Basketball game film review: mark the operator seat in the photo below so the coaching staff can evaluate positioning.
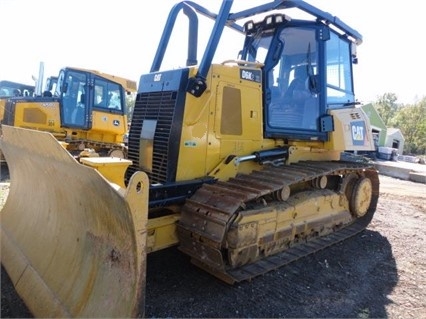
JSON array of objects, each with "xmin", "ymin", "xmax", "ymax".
[{"xmin": 283, "ymin": 65, "xmax": 309, "ymax": 101}]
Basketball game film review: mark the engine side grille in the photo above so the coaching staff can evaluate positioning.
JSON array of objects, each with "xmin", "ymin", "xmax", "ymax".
[{"xmin": 127, "ymin": 91, "xmax": 179, "ymax": 185}]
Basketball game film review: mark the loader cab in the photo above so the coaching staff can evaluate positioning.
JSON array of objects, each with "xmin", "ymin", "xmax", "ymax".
[
  {"xmin": 0, "ymin": 81, "xmax": 36, "ymax": 124},
  {"xmin": 0, "ymin": 80, "xmax": 35, "ymax": 98},
  {"xmin": 44, "ymin": 76, "xmax": 58, "ymax": 96},
  {"xmin": 57, "ymin": 68, "xmax": 127, "ymax": 130},
  {"xmin": 240, "ymin": 15, "xmax": 358, "ymax": 141}
]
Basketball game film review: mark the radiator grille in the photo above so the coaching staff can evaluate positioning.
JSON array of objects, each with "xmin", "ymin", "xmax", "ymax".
[{"xmin": 127, "ymin": 91, "xmax": 178, "ymax": 184}]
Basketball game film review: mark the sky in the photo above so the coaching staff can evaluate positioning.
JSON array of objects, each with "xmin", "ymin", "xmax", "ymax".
[{"xmin": 0, "ymin": 0, "xmax": 424, "ymax": 105}]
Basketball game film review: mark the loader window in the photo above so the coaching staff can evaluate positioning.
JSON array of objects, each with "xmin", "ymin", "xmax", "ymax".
[
  {"xmin": 0, "ymin": 82, "xmax": 35, "ymax": 97},
  {"xmin": 94, "ymin": 79, "xmax": 123, "ymax": 112}
]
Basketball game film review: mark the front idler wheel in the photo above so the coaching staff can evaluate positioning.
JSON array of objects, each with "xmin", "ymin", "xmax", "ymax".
[{"xmin": 349, "ymin": 177, "xmax": 373, "ymax": 217}]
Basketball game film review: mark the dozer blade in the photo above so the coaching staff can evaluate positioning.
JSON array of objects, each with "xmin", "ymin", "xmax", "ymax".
[{"xmin": 0, "ymin": 125, "xmax": 149, "ymax": 318}]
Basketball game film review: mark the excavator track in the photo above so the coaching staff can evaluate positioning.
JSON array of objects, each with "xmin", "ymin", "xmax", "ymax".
[{"xmin": 177, "ymin": 161, "xmax": 379, "ymax": 284}]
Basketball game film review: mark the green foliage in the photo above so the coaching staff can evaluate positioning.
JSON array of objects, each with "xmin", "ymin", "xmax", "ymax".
[
  {"xmin": 393, "ymin": 97, "xmax": 426, "ymax": 154},
  {"xmin": 374, "ymin": 93, "xmax": 399, "ymax": 126},
  {"xmin": 375, "ymin": 94, "xmax": 426, "ymax": 155},
  {"xmin": 125, "ymin": 93, "xmax": 136, "ymax": 122}
]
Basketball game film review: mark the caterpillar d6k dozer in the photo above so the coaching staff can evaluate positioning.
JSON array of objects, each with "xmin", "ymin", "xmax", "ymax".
[
  {"xmin": 1, "ymin": 66, "xmax": 137, "ymax": 159},
  {"xmin": 0, "ymin": 0, "xmax": 380, "ymax": 317}
]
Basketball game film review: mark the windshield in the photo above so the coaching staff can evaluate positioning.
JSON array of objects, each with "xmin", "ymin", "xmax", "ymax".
[{"xmin": 0, "ymin": 81, "xmax": 35, "ymax": 98}]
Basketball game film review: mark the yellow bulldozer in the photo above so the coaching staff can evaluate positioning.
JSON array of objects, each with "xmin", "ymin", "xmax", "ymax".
[
  {"xmin": 0, "ymin": 0, "xmax": 380, "ymax": 317},
  {"xmin": 1, "ymin": 66, "xmax": 137, "ymax": 158}
]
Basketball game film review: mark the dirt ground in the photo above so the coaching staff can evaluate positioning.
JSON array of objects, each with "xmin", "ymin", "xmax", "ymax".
[{"xmin": 1, "ymin": 163, "xmax": 425, "ymax": 318}]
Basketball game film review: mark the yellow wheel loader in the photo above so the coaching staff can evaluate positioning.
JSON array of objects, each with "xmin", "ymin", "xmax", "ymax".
[
  {"xmin": 0, "ymin": 0, "xmax": 380, "ymax": 317},
  {"xmin": 0, "ymin": 80, "xmax": 36, "ymax": 163},
  {"xmin": 1, "ymin": 67, "xmax": 137, "ymax": 159}
]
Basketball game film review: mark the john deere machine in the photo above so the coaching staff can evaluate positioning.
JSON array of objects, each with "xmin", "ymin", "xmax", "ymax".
[
  {"xmin": 0, "ymin": 80, "xmax": 36, "ymax": 163},
  {"xmin": 0, "ymin": 0, "xmax": 379, "ymax": 317},
  {"xmin": 1, "ymin": 67, "xmax": 137, "ymax": 158},
  {"xmin": 0, "ymin": 80, "xmax": 35, "ymax": 98},
  {"xmin": 0, "ymin": 80, "xmax": 35, "ymax": 128}
]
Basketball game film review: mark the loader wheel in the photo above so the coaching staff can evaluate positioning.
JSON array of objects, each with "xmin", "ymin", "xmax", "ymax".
[{"xmin": 349, "ymin": 177, "xmax": 372, "ymax": 217}]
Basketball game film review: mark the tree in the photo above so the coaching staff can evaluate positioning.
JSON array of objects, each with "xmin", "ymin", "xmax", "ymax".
[
  {"xmin": 391, "ymin": 97, "xmax": 426, "ymax": 154},
  {"xmin": 374, "ymin": 93, "xmax": 399, "ymax": 126},
  {"xmin": 126, "ymin": 93, "xmax": 136, "ymax": 122},
  {"xmin": 372, "ymin": 93, "xmax": 426, "ymax": 155}
]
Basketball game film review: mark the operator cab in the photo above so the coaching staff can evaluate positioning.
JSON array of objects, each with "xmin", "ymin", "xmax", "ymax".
[
  {"xmin": 0, "ymin": 81, "xmax": 35, "ymax": 98},
  {"xmin": 239, "ymin": 14, "xmax": 358, "ymax": 141},
  {"xmin": 56, "ymin": 68, "xmax": 127, "ymax": 129}
]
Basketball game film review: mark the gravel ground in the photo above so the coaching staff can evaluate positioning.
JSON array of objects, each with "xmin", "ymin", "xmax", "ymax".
[{"xmin": 1, "ymin": 162, "xmax": 425, "ymax": 318}]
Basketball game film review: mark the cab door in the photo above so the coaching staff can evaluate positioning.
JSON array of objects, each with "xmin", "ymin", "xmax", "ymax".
[
  {"xmin": 60, "ymin": 70, "xmax": 91, "ymax": 129},
  {"xmin": 90, "ymin": 77, "xmax": 127, "ymax": 139}
]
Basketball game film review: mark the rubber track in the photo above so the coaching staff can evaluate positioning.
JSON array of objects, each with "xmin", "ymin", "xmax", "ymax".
[{"xmin": 178, "ymin": 161, "xmax": 380, "ymax": 283}]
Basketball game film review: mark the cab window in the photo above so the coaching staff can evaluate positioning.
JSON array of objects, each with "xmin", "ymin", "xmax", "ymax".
[
  {"xmin": 326, "ymin": 31, "xmax": 354, "ymax": 105},
  {"xmin": 61, "ymin": 71, "xmax": 87, "ymax": 127},
  {"xmin": 94, "ymin": 79, "xmax": 123, "ymax": 111},
  {"xmin": 267, "ymin": 27, "xmax": 320, "ymax": 131}
]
